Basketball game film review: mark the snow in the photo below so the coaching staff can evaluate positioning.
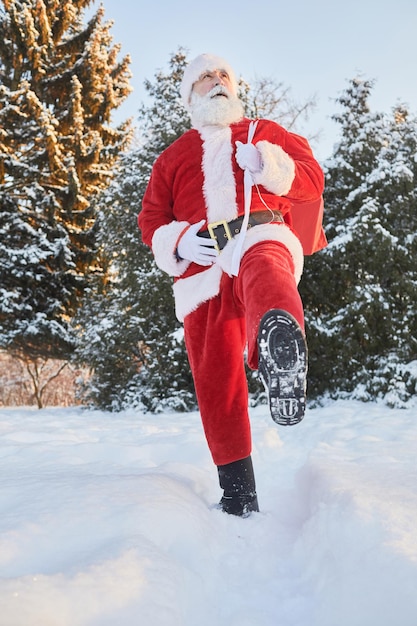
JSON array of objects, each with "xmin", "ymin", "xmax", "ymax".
[{"xmin": 1, "ymin": 400, "xmax": 416, "ymax": 626}]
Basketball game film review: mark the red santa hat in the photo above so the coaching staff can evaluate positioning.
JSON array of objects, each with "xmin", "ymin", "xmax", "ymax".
[{"xmin": 180, "ymin": 53, "xmax": 239, "ymax": 110}]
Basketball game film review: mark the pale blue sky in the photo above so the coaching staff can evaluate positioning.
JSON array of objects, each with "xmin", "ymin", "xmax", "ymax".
[{"xmin": 92, "ymin": 0, "xmax": 417, "ymax": 161}]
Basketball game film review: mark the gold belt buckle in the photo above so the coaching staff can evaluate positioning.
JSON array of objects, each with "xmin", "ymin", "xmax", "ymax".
[{"xmin": 207, "ymin": 219, "xmax": 233, "ymax": 252}]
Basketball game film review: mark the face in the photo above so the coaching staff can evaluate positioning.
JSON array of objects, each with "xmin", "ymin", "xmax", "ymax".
[
  {"xmin": 192, "ymin": 69, "xmax": 233, "ymax": 97},
  {"xmin": 188, "ymin": 67, "xmax": 243, "ymax": 129}
]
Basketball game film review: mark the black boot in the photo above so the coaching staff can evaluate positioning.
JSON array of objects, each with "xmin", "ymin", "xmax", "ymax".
[{"xmin": 217, "ymin": 455, "xmax": 259, "ymax": 517}]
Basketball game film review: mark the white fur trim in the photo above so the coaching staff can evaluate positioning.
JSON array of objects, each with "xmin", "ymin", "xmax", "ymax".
[
  {"xmin": 180, "ymin": 54, "xmax": 238, "ymax": 111},
  {"xmin": 173, "ymin": 263, "xmax": 223, "ymax": 322},
  {"xmin": 172, "ymin": 223, "xmax": 304, "ymax": 321},
  {"xmin": 152, "ymin": 221, "xmax": 191, "ymax": 277},
  {"xmin": 199, "ymin": 126, "xmax": 238, "ymax": 223},
  {"xmin": 253, "ymin": 141, "xmax": 295, "ymax": 196},
  {"xmin": 215, "ymin": 223, "xmax": 303, "ymax": 284}
]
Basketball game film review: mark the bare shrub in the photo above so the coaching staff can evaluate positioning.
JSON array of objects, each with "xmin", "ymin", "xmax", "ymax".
[{"xmin": 0, "ymin": 351, "xmax": 88, "ymax": 408}]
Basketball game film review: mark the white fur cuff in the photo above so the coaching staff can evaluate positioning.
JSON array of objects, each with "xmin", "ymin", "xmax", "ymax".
[
  {"xmin": 152, "ymin": 221, "xmax": 191, "ymax": 277},
  {"xmin": 253, "ymin": 141, "xmax": 295, "ymax": 196}
]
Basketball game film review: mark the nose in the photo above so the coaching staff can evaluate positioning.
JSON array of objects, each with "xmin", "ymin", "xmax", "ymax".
[{"xmin": 213, "ymin": 71, "xmax": 225, "ymax": 85}]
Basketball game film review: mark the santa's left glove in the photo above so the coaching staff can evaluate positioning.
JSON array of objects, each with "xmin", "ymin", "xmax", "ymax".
[
  {"xmin": 235, "ymin": 141, "xmax": 263, "ymax": 173},
  {"xmin": 176, "ymin": 219, "xmax": 218, "ymax": 266}
]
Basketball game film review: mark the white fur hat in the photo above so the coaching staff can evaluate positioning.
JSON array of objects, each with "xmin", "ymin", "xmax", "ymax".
[{"xmin": 180, "ymin": 53, "xmax": 238, "ymax": 110}]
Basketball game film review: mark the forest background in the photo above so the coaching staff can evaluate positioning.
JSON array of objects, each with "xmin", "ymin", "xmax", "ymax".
[{"xmin": 1, "ymin": 0, "xmax": 416, "ymax": 411}]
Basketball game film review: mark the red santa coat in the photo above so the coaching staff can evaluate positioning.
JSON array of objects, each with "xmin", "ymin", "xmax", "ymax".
[{"xmin": 139, "ymin": 117, "xmax": 325, "ymax": 321}]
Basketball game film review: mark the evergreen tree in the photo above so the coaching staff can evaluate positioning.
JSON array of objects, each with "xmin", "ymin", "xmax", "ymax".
[
  {"xmin": 75, "ymin": 49, "xmax": 196, "ymax": 411},
  {"xmin": 301, "ymin": 78, "xmax": 417, "ymax": 405},
  {"xmin": 0, "ymin": 0, "xmax": 132, "ymax": 361}
]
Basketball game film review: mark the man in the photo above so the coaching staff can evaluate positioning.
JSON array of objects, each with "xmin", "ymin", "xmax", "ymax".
[{"xmin": 138, "ymin": 53, "xmax": 325, "ymax": 517}]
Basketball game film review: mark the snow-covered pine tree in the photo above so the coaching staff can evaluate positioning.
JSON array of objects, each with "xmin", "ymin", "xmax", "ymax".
[
  {"xmin": 300, "ymin": 78, "xmax": 417, "ymax": 405},
  {"xmin": 75, "ymin": 49, "xmax": 196, "ymax": 411},
  {"xmin": 0, "ymin": 0, "xmax": 132, "ymax": 362}
]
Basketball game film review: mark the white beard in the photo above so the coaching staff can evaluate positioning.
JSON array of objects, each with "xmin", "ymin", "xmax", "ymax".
[{"xmin": 189, "ymin": 86, "xmax": 244, "ymax": 130}]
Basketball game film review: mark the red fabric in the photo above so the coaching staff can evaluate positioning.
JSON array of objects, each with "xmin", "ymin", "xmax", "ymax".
[
  {"xmin": 183, "ymin": 241, "xmax": 303, "ymax": 466},
  {"xmin": 139, "ymin": 118, "xmax": 324, "ymax": 251}
]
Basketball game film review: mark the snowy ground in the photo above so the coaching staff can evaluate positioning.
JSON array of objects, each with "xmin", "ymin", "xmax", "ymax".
[{"xmin": 0, "ymin": 400, "xmax": 416, "ymax": 626}]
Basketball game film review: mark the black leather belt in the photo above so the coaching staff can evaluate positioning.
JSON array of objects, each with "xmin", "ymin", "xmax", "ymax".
[{"xmin": 199, "ymin": 210, "xmax": 284, "ymax": 251}]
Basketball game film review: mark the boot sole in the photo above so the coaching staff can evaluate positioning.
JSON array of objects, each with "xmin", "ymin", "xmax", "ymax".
[{"xmin": 258, "ymin": 309, "xmax": 308, "ymax": 426}]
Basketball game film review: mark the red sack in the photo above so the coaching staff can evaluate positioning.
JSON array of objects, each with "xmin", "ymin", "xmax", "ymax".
[{"xmin": 290, "ymin": 196, "xmax": 327, "ymax": 256}]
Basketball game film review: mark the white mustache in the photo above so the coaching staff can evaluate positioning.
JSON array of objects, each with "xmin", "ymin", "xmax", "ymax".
[{"xmin": 208, "ymin": 85, "xmax": 229, "ymax": 99}]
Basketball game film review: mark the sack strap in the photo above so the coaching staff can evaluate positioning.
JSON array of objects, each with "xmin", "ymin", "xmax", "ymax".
[{"xmin": 230, "ymin": 120, "xmax": 259, "ymax": 275}]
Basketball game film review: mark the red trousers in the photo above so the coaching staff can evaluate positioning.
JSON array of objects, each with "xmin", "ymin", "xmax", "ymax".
[{"xmin": 183, "ymin": 241, "xmax": 304, "ymax": 466}]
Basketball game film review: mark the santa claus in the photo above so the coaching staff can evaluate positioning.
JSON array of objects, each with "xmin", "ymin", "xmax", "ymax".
[{"xmin": 139, "ymin": 53, "xmax": 325, "ymax": 517}]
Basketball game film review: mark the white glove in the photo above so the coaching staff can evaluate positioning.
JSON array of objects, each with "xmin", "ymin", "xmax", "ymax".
[
  {"xmin": 235, "ymin": 141, "xmax": 263, "ymax": 173},
  {"xmin": 177, "ymin": 220, "xmax": 218, "ymax": 266}
]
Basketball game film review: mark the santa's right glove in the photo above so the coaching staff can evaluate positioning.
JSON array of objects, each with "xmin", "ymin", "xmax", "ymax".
[{"xmin": 176, "ymin": 219, "xmax": 218, "ymax": 266}]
